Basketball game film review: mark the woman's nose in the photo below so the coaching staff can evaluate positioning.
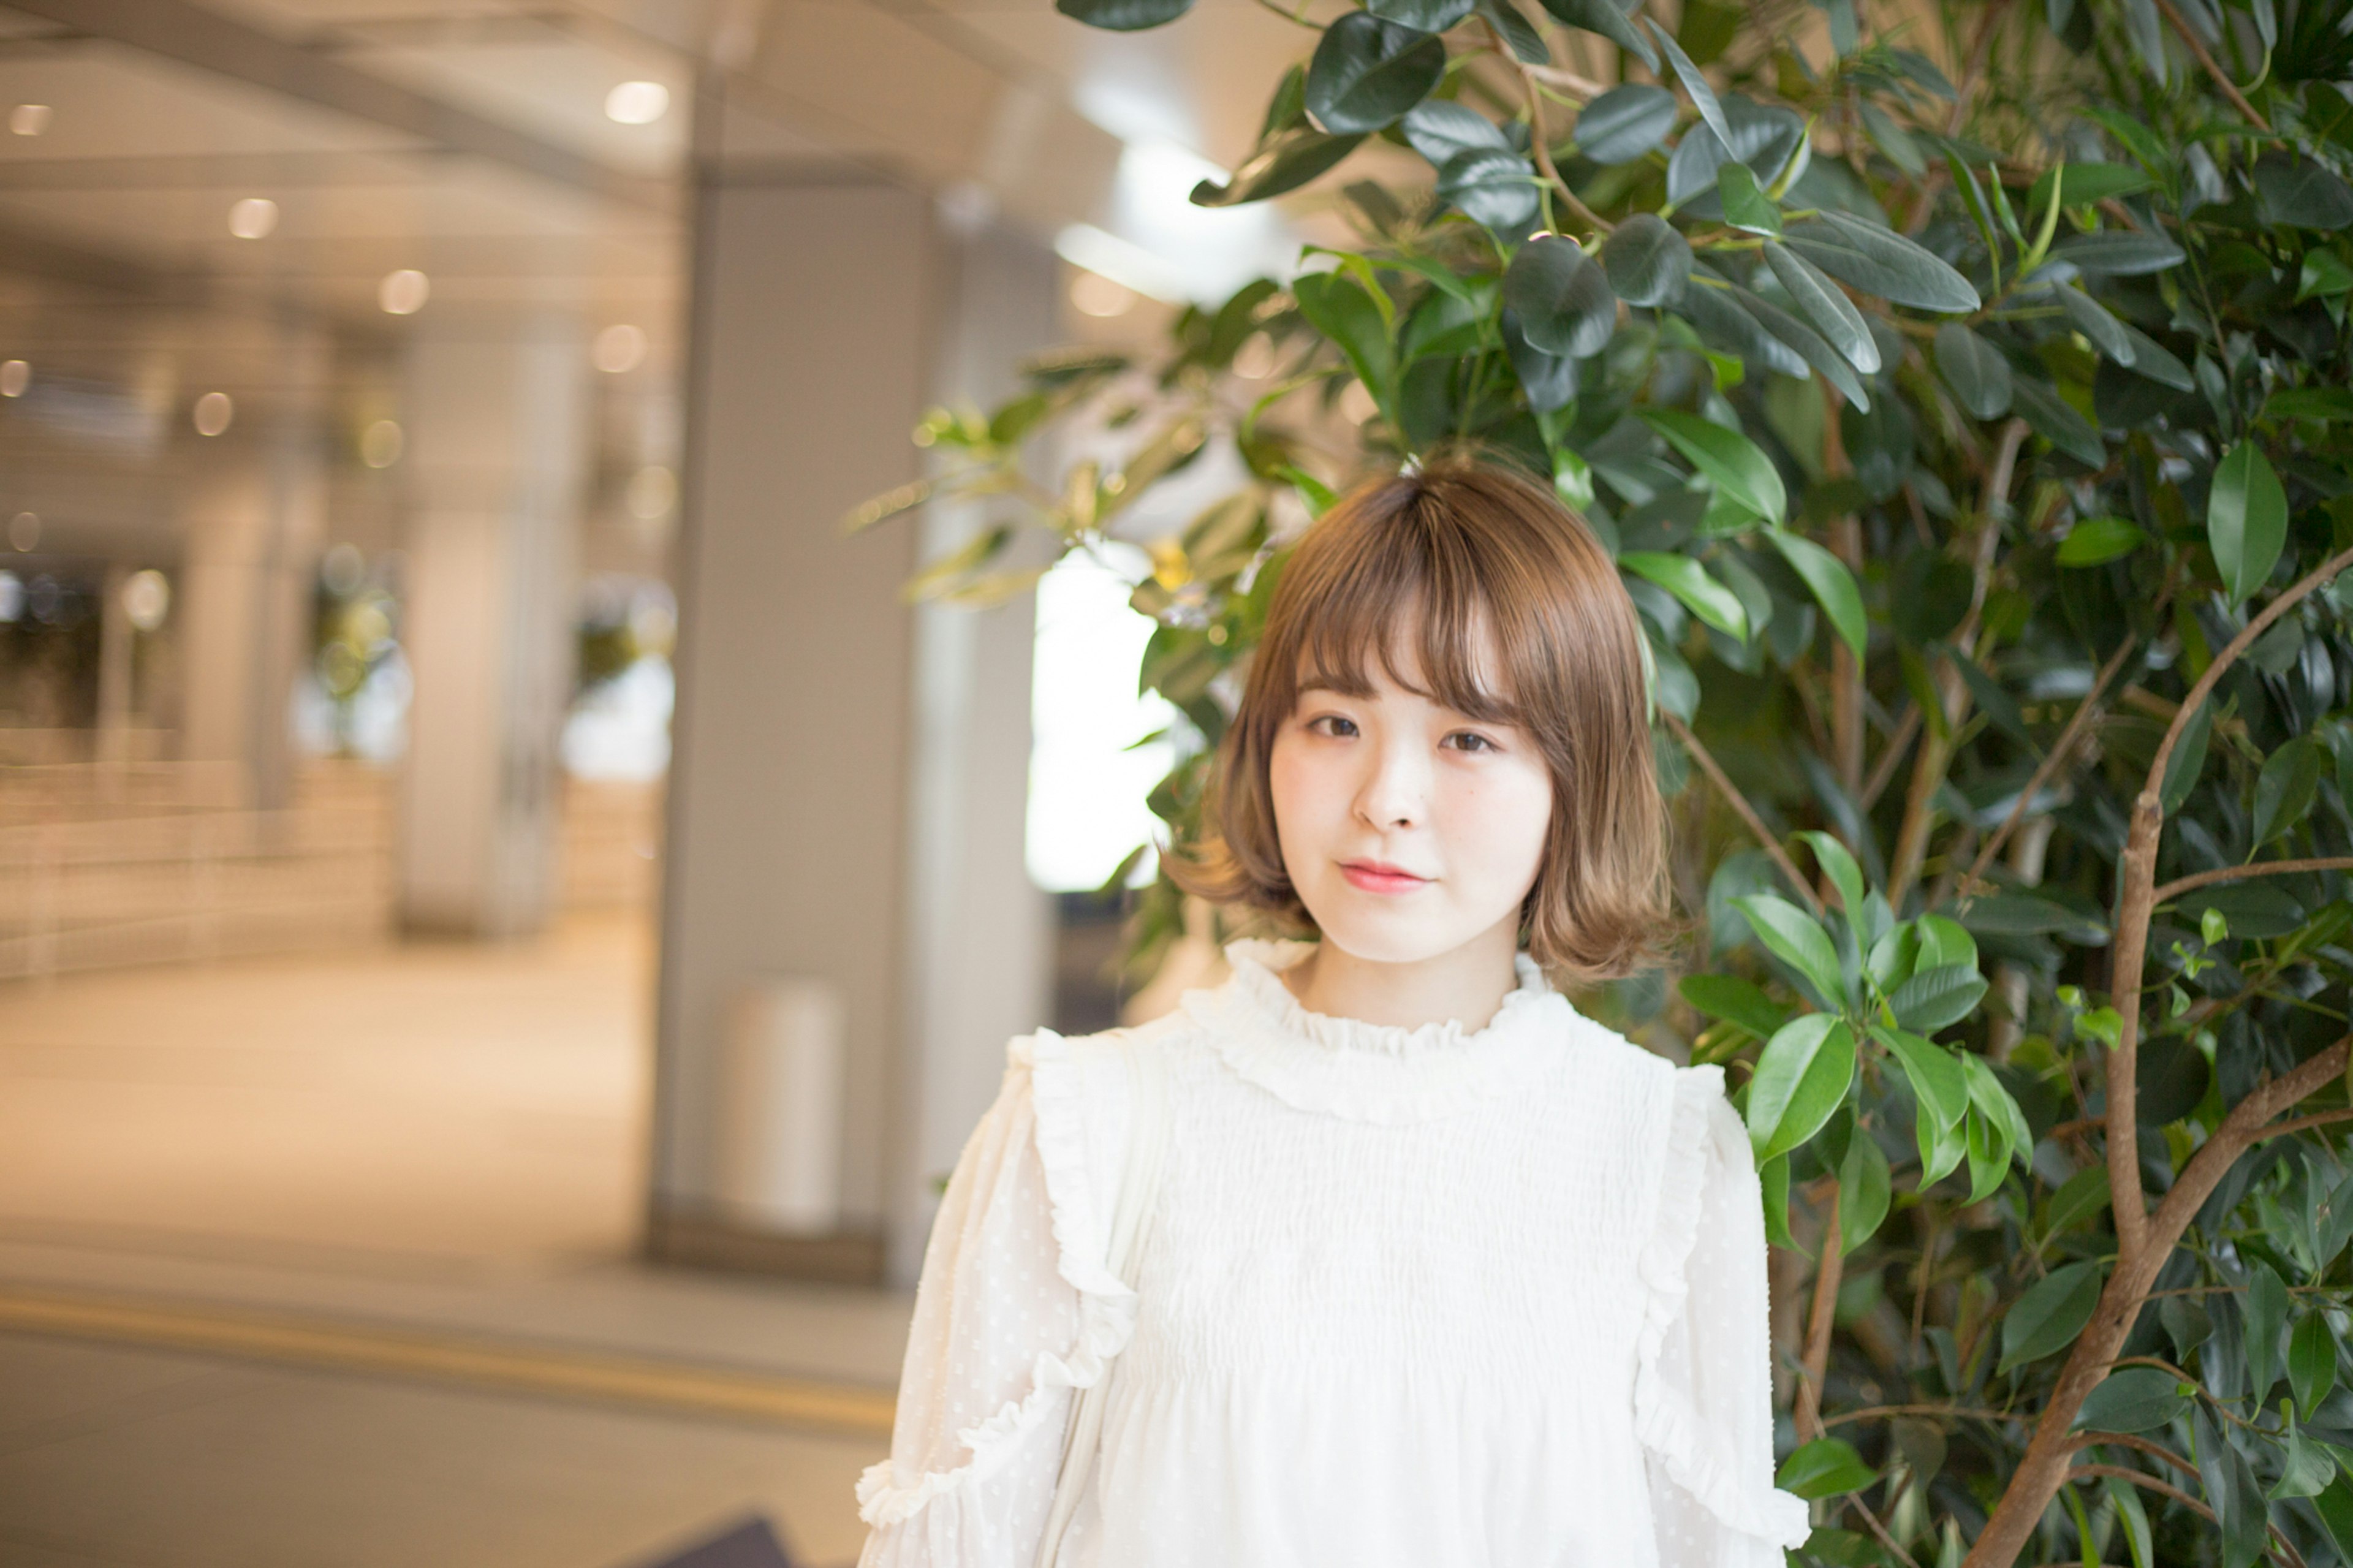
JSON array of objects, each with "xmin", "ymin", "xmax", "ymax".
[{"xmin": 1354, "ymin": 740, "xmax": 1428, "ymax": 829}]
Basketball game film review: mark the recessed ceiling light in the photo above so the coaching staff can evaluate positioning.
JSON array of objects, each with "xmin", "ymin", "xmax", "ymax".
[
  {"xmin": 379, "ymin": 270, "xmax": 430, "ymax": 316},
  {"xmin": 193, "ymin": 392, "xmax": 233, "ymax": 436},
  {"xmin": 361, "ymin": 420, "xmax": 403, "ymax": 468},
  {"xmin": 9, "ymin": 105, "xmax": 50, "ymax": 137},
  {"xmin": 0, "ymin": 360, "xmax": 27, "ymax": 398},
  {"xmin": 593, "ymin": 324, "xmax": 647, "ymax": 373},
  {"xmin": 9, "ymin": 512, "xmax": 38, "ymax": 551},
  {"xmin": 229, "ymin": 197, "xmax": 278, "ymax": 239},
  {"xmin": 605, "ymin": 81, "xmax": 669, "ymax": 126},
  {"xmin": 121, "ymin": 569, "xmax": 170, "ymax": 632},
  {"xmin": 1071, "ymin": 273, "xmax": 1134, "ymax": 318}
]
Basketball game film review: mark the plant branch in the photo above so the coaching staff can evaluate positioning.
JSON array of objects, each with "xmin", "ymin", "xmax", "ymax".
[
  {"xmin": 1849, "ymin": 1494, "xmax": 1925, "ymax": 1568},
  {"xmin": 2151, "ymin": 858, "xmax": 2353, "ymax": 907},
  {"xmin": 2151, "ymin": 0, "xmax": 2272, "ymax": 131},
  {"xmin": 2257, "ymin": 1107, "xmax": 2353, "ymax": 1143},
  {"xmin": 1797, "ymin": 1182, "xmax": 1843, "ymax": 1441},
  {"xmin": 1957, "ymin": 635, "xmax": 2139, "ymax": 900},
  {"xmin": 1512, "ymin": 50, "xmax": 1613, "ymax": 235},
  {"xmin": 2065, "ymin": 1466, "xmax": 2216, "ymax": 1527},
  {"xmin": 1862, "ymin": 705, "xmax": 1922, "ymax": 811},
  {"xmin": 1664, "ymin": 710, "xmax": 1824, "ymax": 914}
]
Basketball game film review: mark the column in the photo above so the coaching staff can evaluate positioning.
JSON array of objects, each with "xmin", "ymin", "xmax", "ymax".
[
  {"xmin": 650, "ymin": 129, "xmax": 1056, "ymax": 1284},
  {"xmin": 395, "ymin": 312, "xmax": 586, "ymax": 937}
]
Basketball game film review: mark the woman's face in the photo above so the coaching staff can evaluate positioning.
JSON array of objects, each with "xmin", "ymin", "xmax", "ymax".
[{"xmin": 1267, "ymin": 640, "xmax": 1555, "ymax": 968}]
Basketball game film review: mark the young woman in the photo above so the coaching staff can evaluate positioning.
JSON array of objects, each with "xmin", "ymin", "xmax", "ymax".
[{"xmin": 855, "ymin": 461, "xmax": 1810, "ymax": 1567}]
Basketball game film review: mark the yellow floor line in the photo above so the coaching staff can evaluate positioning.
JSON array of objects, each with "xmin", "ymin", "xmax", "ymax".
[{"xmin": 0, "ymin": 1284, "xmax": 898, "ymax": 1437}]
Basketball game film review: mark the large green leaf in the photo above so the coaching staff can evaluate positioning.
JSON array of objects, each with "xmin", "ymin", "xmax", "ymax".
[
  {"xmin": 1537, "ymin": 0, "xmax": 1658, "ymax": 70},
  {"xmin": 1400, "ymin": 101, "xmax": 1509, "ymax": 168},
  {"xmin": 1437, "ymin": 148, "xmax": 1539, "ymax": 230},
  {"xmin": 1366, "ymin": 0, "xmax": 1476, "ymax": 29},
  {"xmin": 1779, "ymin": 210, "xmax": 1980, "ymax": 313},
  {"xmin": 1998, "ymin": 1260, "xmax": 2104, "ymax": 1372},
  {"xmin": 1874, "ymin": 1025, "xmax": 1969, "ymax": 1132},
  {"xmin": 1732, "ymin": 270, "xmax": 1873, "ymax": 410},
  {"xmin": 1736, "ymin": 893, "xmax": 1846, "ymax": 1006},
  {"xmin": 2073, "ymin": 1366, "xmax": 2189, "ymax": 1433},
  {"xmin": 2248, "ymin": 1262, "xmax": 2290, "ymax": 1402},
  {"xmin": 2057, "ymin": 515, "xmax": 2150, "ymax": 566},
  {"xmin": 2051, "ymin": 282, "xmax": 2137, "ymax": 364},
  {"xmin": 2028, "ymin": 161, "xmax": 2155, "ymax": 211},
  {"xmin": 1678, "ymin": 274, "xmax": 1810, "ymax": 378},
  {"xmin": 1648, "ymin": 17, "xmax": 1732, "ymax": 151},
  {"xmin": 1571, "ymin": 83, "xmax": 1677, "ymax": 163},
  {"xmin": 1748, "ymin": 1013, "xmax": 1857, "ymax": 1161},
  {"xmin": 1055, "ymin": 0, "xmax": 1192, "ymax": 28},
  {"xmin": 1794, "ymin": 830, "xmax": 1864, "ymax": 926},
  {"xmin": 1680, "ymin": 973, "xmax": 1792, "ymax": 1039},
  {"xmin": 1777, "ymin": 1438, "xmax": 1879, "ymax": 1499},
  {"xmin": 2053, "ymin": 231, "xmax": 2187, "ymax": 276},
  {"xmin": 1767, "ymin": 531, "xmax": 1868, "ymax": 660},
  {"xmin": 1292, "ymin": 270, "xmax": 1396, "ymax": 416},
  {"xmin": 1888, "ymin": 963, "xmax": 1989, "ymax": 1031},
  {"xmin": 1193, "ymin": 127, "xmax": 1366, "ymax": 206},
  {"xmin": 2208, "ymin": 441, "xmax": 2287, "ymax": 605},
  {"xmin": 1638, "ymin": 409, "xmax": 1786, "ymax": 523},
  {"xmin": 2253, "ymin": 734, "xmax": 2326, "ymax": 845},
  {"xmin": 2294, "ymin": 1312, "xmax": 2340, "ymax": 1418},
  {"xmin": 1621, "ymin": 553, "xmax": 1748, "ymax": 640},
  {"xmin": 2010, "ymin": 378, "xmax": 2105, "ymax": 466},
  {"xmin": 1838, "ymin": 1132, "xmax": 1891, "ymax": 1252},
  {"xmin": 2256, "ymin": 156, "xmax": 2353, "ymax": 229},
  {"xmin": 1600, "ymin": 213, "xmax": 1692, "ymax": 306},
  {"xmin": 1764, "ymin": 242, "xmax": 1877, "ymax": 372},
  {"xmin": 1305, "ymin": 13, "xmax": 1447, "ymax": 134},
  {"xmin": 1503, "ymin": 235, "xmax": 1618, "ymax": 358},
  {"xmin": 2160, "ymin": 695, "xmax": 2213, "ymax": 814},
  {"xmin": 1716, "ymin": 161, "xmax": 1781, "ymax": 235},
  {"xmin": 1935, "ymin": 322, "xmax": 2012, "ymax": 419}
]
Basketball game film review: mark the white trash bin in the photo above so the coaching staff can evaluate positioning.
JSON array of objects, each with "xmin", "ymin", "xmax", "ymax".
[{"xmin": 714, "ymin": 978, "xmax": 845, "ymax": 1235}]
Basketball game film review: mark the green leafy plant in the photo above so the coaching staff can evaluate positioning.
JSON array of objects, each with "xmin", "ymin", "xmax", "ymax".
[{"xmin": 852, "ymin": 0, "xmax": 2353, "ymax": 1560}]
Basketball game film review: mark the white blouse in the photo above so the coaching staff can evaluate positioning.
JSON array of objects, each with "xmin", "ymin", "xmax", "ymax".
[{"xmin": 856, "ymin": 939, "xmax": 1812, "ymax": 1568}]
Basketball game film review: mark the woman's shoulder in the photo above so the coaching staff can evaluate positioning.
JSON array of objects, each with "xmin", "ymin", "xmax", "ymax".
[{"xmin": 1551, "ymin": 1007, "xmax": 1738, "ymax": 1129}]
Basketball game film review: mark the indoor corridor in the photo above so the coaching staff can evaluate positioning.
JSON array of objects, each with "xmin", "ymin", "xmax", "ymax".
[{"xmin": 0, "ymin": 918, "xmax": 903, "ymax": 1568}]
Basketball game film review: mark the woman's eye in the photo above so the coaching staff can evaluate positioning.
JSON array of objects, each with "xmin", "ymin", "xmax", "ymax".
[
  {"xmin": 1308, "ymin": 714, "xmax": 1358, "ymax": 737},
  {"xmin": 1445, "ymin": 731, "xmax": 1498, "ymax": 753}
]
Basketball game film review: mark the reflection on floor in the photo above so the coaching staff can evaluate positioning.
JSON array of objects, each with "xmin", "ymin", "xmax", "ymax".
[{"xmin": 0, "ymin": 916, "xmax": 903, "ymax": 1568}]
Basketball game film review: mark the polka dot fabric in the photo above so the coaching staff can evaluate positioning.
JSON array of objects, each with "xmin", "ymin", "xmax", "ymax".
[{"xmin": 857, "ymin": 939, "xmax": 1810, "ymax": 1567}]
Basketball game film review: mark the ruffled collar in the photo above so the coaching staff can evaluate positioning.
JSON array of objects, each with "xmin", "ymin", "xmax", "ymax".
[{"xmin": 1178, "ymin": 938, "xmax": 1579, "ymax": 1124}]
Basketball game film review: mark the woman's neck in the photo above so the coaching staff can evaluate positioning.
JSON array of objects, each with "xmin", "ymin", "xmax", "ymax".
[{"xmin": 1277, "ymin": 918, "xmax": 1525, "ymax": 1032}]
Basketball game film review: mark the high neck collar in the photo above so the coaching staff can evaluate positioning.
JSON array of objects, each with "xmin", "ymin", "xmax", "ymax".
[{"xmin": 1180, "ymin": 938, "xmax": 1580, "ymax": 1123}]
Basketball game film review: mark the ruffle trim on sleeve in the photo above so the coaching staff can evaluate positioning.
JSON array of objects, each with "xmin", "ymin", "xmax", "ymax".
[
  {"xmin": 1632, "ymin": 1065, "xmax": 1813, "ymax": 1550},
  {"xmin": 856, "ymin": 1029, "xmax": 1139, "ymax": 1529}
]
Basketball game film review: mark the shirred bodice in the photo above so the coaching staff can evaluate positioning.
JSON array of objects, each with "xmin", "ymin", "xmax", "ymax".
[{"xmin": 855, "ymin": 939, "xmax": 1810, "ymax": 1568}]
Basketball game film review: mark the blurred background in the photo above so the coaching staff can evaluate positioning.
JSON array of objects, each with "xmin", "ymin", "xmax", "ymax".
[{"xmin": 0, "ymin": 2, "xmax": 1347, "ymax": 1562}]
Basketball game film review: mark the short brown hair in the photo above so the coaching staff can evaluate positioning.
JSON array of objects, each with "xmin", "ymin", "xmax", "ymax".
[{"xmin": 1170, "ymin": 458, "xmax": 1670, "ymax": 983}]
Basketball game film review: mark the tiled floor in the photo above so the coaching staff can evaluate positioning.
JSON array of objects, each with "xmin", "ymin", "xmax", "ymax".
[{"xmin": 0, "ymin": 918, "xmax": 907, "ymax": 1568}]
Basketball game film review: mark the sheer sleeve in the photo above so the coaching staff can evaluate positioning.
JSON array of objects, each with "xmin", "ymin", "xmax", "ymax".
[
  {"xmin": 1637, "ymin": 1067, "xmax": 1813, "ymax": 1568},
  {"xmin": 856, "ymin": 1032, "xmax": 1134, "ymax": 1568}
]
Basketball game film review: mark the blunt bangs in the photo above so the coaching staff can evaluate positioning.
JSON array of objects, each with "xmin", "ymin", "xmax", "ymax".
[{"xmin": 1169, "ymin": 456, "xmax": 1674, "ymax": 984}]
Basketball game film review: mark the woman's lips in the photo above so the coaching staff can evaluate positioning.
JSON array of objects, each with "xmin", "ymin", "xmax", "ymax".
[{"xmin": 1340, "ymin": 860, "xmax": 1431, "ymax": 894}]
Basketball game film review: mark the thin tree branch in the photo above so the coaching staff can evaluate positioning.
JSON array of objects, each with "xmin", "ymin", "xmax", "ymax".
[
  {"xmin": 2066, "ymin": 1430, "xmax": 2198, "ymax": 1478},
  {"xmin": 2151, "ymin": 0, "xmax": 2272, "ymax": 131},
  {"xmin": 1797, "ymin": 1182, "xmax": 1843, "ymax": 1441},
  {"xmin": 1957, "ymin": 635, "xmax": 2139, "ymax": 900},
  {"xmin": 1824, "ymin": 1403, "xmax": 2021, "ymax": 1427},
  {"xmin": 2066, "ymin": 1466, "xmax": 2216, "ymax": 1525},
  {"xmin": 1861, "ymin": 705, "xmax": 1922, "ymax": 811},
  {"xmin": 2257, "ymin": 1107, "xmax": 2353, "ymax": 1143},
  {"xmin": 2151, "ymin": 858, "xmax": 2353, "ymax": 907},
  {"xmin": 1664, "ymin": 710, "xmax": 1824, "ymax": 914},
  {"xmin": 1509, "ymin": 44, "xmax": 1614, "ymax": 235},
  {"xmin": 1848, "ymin": 1494, "xmax": 1925, "ymax": 1568}
]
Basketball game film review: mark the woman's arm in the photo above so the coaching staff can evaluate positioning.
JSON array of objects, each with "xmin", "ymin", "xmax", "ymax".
[
  {"xmin": 1639, "ymin": 1070, "xmax": 1813, "ymax": 1568},
  {"xmin": 857, "ymin": 1033, "xmax": 1135, "ymax": 1568}
]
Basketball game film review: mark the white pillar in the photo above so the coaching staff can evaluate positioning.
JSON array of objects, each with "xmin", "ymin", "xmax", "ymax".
[
  {"xmin": 176, "ymin": 357, "xmax": 328, "ymax": 809},
  {"xmin": 395, "ymin": 312, "xmax": 586, "ymax": 937},
  {"xmin": 651, "ymin": 139, "xmax": 1055, "ymax": 1284}
]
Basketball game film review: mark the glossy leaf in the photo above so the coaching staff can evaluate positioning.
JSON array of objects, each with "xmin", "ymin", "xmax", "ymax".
[
  {"xmin": 1194, "ymin": 127, "xmax": 1366, "ymax": 206},
  {"xmin": 2247, "ymin": 1262, "xmax": 2290, "ymax": 1402},
  {"xmin": 2057, "ymin": 516, "xmax": 2149, "ymax": 566},
  {"xmin": 2294, "ymin": 1312, "xmax": 2340, "ymax": 1418},
  {"xmin": 1621, "ymin": 553, "xmax": 1748, "ymax": 640},
  {"xmin": 1777, "ymin": 1438, "xmax": 1878, "ymax": 1499},
  {"xmin": 1767, "ymin": 531, "xmax": 1868, "ymax": 660},
  {"xmin": 2010, "ymin": 379, "xmax": 2105, "ymax": 466},
  {"xmin": 1366, "ymin": 0, "xmax": 1476, "ymax": 29},
  {"xmin": 1680, "ymin": 973, "xmax": 1791, "ymax": 1039},
  {"xmin": 2052, "ymin": 282, "xmax": 2137, "ymax": 364},
  {"xmin": 1292, "ymin": 270, "xmax": 1395, "ymax": 416},
  {"xmin": 1677, "ymin": 275, "xmax": 1810, "ymax": 378},
  {"xmin": 2210, "ymin": 441, "xmax": 2289, "ymax": 606},
  {"xmin": 1503, "ymin": 235, "xmax": 1618, "ymax": 358},
  {"xmin": 1889, "ymin": 963, "xmax": 1989, "ymax": 1031},
  {"xmin": 1935, "ymin": 323, "xmax": 2013, "ymax": 420},
  {"xmin": 1600, "ymin": 213, "xmax": 1692, "ymax": 306},
  {"xmin": 2253, "ymin": 734, "xmax": 2325, "ymax": 845},
  {"xmin": 1736, "ymin": 893, "xmax": 1846, "ymax": 1006},
  {"xmin": 2053, "ymin": 231, "xmax": 2186, "ymax": 276},
  {"xmin": 1998, "ymin": 1261, "xmax": 2104, "ymax": 1372},
  {"xmin": 1875, "ymin": 1025, "xmax": 1969, "ymax": 1134},
  {"xmin": 1055, "ymin": 0, "xmax": 1192, "ymax": 28},
  {"xmin": 1794, "ymin": 831, "xmax": 1864, "ymax": 925},
  {"xmin": 2040, "ymin": 1165, "xmax": 2112, "ymax": 1240},
  {"xmin": 1764, "ymin": 243, "xmax": 1877, "ymax": 372},
  {"xmin": 1401, "ymin": 101, "xmax": 1510, "ymax": 168},
  {"xmin": 1305, "ymin": 13, "xmax": 1447, "ymax": 134},
  {"xmin": 1748, "ymin": 1013, "xmax": 1857, "ymax": 1159},
  {"xmin": 1572, "ymin": 83, "xmax": 1677, "ymax": 163},
  {"xmin": 1638, "ymin": 409, "xmax": 1786, "ymax": 523},
  {"xmin": 1437, "ymin": 148, "xmax": 1539, "ymax": 230},
  {"xmin": 1648, "ymin": 18, "xmax": 1732, "ymax": 152},
  {"xmin": 1780, "ymin": 211, "xmax": 1980, "ymax": 313},
  {"xmin": 1717, "ymin": 161, "xmax": 1781, "ymax": 234},
  {"xmin": 2073, "ymin": 1366, "xmax": 2189, "ymax": 1432},
  {"xmin": 1839, "ymin": 1132, "xmax": 1891, "ymax": 1252},
  {"xmin": 1538, "ymin": 0, "xmax": 1659, "ymax": 69}
]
